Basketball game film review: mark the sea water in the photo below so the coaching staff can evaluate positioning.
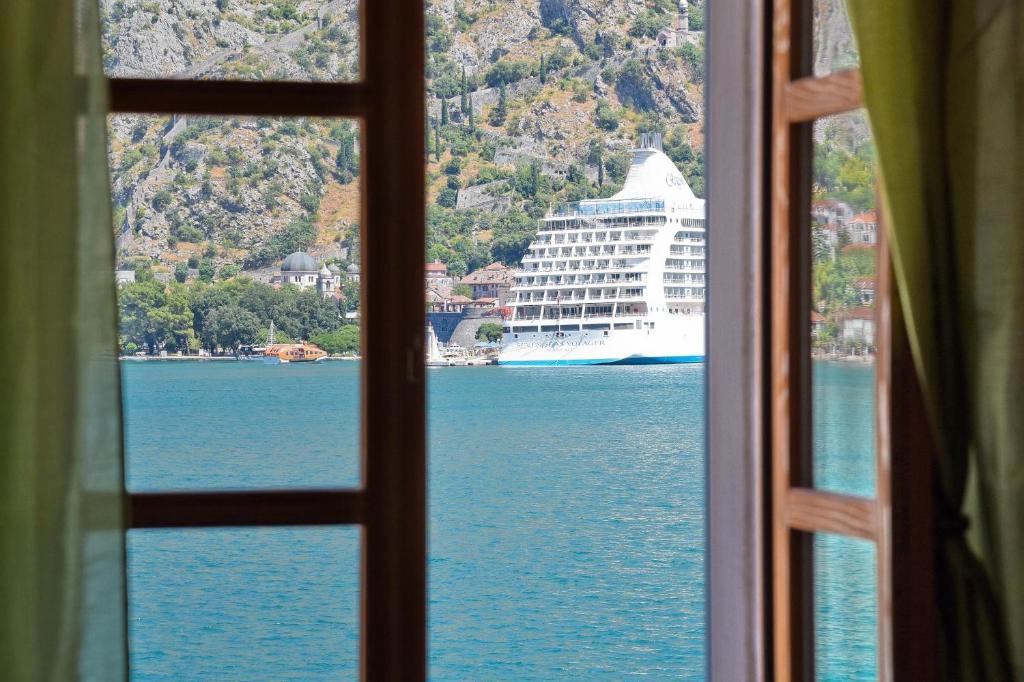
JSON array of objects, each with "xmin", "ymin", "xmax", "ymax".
[{"xmin": 123, "ymin": 361, "xmax": 875, "ymax": 680}]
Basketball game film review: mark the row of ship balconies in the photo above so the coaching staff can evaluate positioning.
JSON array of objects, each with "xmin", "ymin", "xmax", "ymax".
[
  {"xmin": 515, "ymin": 273, "xmax": 646, "ymax": 288},
  {"xmin": 511, "ymin": 308, "xmax": 648, "ymax": 321},
  {"xmin": 514, "ymin": 289, "xmax": 646, "ymax": 304},
  {"xmin": 519, "ymin": 259, "xmax": 644, "ymax": 274},
  {"xmin": 518, "ymin": 260, "xmax": 706, "ymax": 278},
  {"xmin": 665, "ymin": 287, "xmax": 706, "ymax": 300},
  {"xmin": 665, "ymin": 259, "xmax": 706, "ymax": 271},
  {"xmin": 670, "ymin": 245, "xmax": 706, "ymax": 256},
  {"xmin": 525, "ymin": 244, "xmax": 653, "ymax": 260},
  {"xmin": 540, "ymin": 212, "xmax": 668, "ymax": 231},
  {"xmin": 530, "ymin": 230, "xmax": 657, "ymax": 247},
  {"xmin": 664, "ymin": 274, "xmax": 706, "ymax": 283}
]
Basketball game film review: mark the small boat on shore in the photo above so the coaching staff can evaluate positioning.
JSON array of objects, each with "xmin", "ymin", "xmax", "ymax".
[
  {"xmin": 264, "ymin": 342, "xmax": 327, "ymax": 364},
  {"xmin": 260, "ymin": 322, "xmax": 327, "ymax": 363}
]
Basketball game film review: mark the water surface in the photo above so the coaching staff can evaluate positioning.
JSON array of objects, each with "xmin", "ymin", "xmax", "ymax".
[{"xmin": 124, "ymin": 360, "xmax": 874, "ymax": 680}]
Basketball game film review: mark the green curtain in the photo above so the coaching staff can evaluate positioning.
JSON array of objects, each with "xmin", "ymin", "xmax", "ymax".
[
  {"xmin": 0, "ymin": 0, "xmax": 126, "ymax": 679},
  {"xmin": 847, "ymin": 2, "xmax": 1022, "ymax": 679}
]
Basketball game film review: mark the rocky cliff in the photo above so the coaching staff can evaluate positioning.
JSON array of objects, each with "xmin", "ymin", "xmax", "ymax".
[{"xmin": 103, "ymin": 0, "xmax": 706, "ymax": 276}]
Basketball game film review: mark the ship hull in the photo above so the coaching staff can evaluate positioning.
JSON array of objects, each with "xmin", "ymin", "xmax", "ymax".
[{"xmin": 498, "ymin": 315, "xmax": 704, "ymax": 366}]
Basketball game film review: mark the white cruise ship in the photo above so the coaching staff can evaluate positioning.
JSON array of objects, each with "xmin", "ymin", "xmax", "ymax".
[{"xmin": 498, "ymin": 133, "xmax": 705, "ymax": 366}]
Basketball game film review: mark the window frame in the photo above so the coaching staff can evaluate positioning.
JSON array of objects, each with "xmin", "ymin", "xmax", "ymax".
[
  {"xmin": 109, "ymin": 1, "xmax": 427, "ymax": 679},
  {"xmin": 705, "ymin": 0, "xmax": 770, "ymax": 679},
  {"xmin": 759, "ymin": 0, "xmax": 939, "ymax": 680}
]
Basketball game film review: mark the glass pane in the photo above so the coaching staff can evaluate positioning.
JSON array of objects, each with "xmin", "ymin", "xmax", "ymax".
[
  {"xmin": 810, "ymin": 108, "xmax": 877, "ymax": 497},
  {"xmin": 101, "ymin": 0, "xmax": 360, "ymax": 81},
  {"xmin": 814, "ymin": 532, "xmax": 878, "ymax": 680},
  {"xmin": 425, "ymin": 0, "xmax": 707, "ymax": 673},
  {"xmin": 429, "ymin": 368, "xmax": 705, "ymax": 677},
  {"xmin": 110, "ymin": 115, "xmax": 362, "ymax": 490},
  {"xmin": 128, "ymin": 527, "xmax": 359, "ymax": 679},
  {"xmin": 812, "ymin": 0, "xmax": 860, "ymax": 77}
]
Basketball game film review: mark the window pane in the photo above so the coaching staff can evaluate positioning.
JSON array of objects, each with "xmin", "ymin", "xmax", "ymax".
[
  {"xmin": 110, "ymin": 115, "xmax": 362, "ymax": 490},
  {"xmin": 425, "ymin": 0, "xmax": 707, "ymax": 671},
  {"xmin": 429, "ymin": 368, "xmax": 705, "ymax": 677},
  {"xmin": 101, "ymin": 0, "xmax": 360, "ymax": 82},
  {"xmin": 812, "ymin": 0, "xmax": 860, "ymax": 77},
  {"xmin": 128, "ymin": 527, "xmax": 359, "ymax": 679},
  {"xmin": 810, "ymin": 109, "xmax": 877, "ymax": 497},
  {"xmin": 814, "ymin": 532, "xmax": 878, "ymax": 680}
]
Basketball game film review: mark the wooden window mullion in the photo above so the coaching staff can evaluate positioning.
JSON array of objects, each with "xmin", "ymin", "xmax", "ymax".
[
  {"xmin": 111, "ymin": 0, "xmax": 427, "ymax": 679},
  {"xmin": 770, "ymin": 1, "xmax": 893, "ymax": 681}
]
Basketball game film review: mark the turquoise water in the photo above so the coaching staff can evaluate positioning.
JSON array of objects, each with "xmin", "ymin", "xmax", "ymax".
[{"xmin": 123, "ymin": 360, "xmax": 875, "ymax": 680}]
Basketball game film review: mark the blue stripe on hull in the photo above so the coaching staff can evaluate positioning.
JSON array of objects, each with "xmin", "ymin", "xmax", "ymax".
[{"xmin": 498, "ymin": 355, "xmax": 704, "ymax": 366}]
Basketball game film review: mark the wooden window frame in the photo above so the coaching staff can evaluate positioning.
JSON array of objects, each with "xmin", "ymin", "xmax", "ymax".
[
  {"xmin": 110, "ymin": 1, "xmax": 427, "ymax": 679},
  {"xmin": 764, "ymin": 0, "xmax": 938, "ymax": 680}
]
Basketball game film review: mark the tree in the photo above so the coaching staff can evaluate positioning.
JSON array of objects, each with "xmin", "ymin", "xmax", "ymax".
[
  {"xmin": 174, "ymin": 262, "xmax": 189, "ymax": 283},
  {"xmin": 342, "ymin": 278, "xmax": 360, "ymax": 313},
  {"xmin": 117, "ymin": 280, "xmax": 192, "ymax": 354},
  {"xmin": 489, "ymin": 210, "xmax": 535, "ymax": 264},
  {"xmin": 475, "ymin": 322, "xmax": 503, "ymax": 343},
  {"xmin": 489, "ymin": 84, "xmax": 508, "ymax": 126},
  {"xmin": 335, "ymin": 125, "xmax": 358, "ymax": 182},
  {"xmin": 310, "ymin": 325, "xmax": 360, "ymax": 355},
  {"xmin": 198, "ymin": 258, "xmax": 216, "ymax": 283},
  {"xmin": 460, "ymin": 65, "xmax": 469, "ymax": 114},
  {"xmin": 152, "ymin": 190, "xmax": 173, "ymax": 212},
  {"xmin": 629, "ymin": 10, "xmax": 665, "ymax": 39},
  {"xmin": 437, "ymin": 187, "xmax": 458, "ymax": 208},
  {"xmin": 441, "ymin": 98, "xmax": 449, "ymax": 125},
  {"xmin": 594, "ymin": 99, "xmax": 621, "ymax": 131},
  {"xmin": 203, "ymin": 304, "xmax": 260, "ymax": 352},
  {"xmin": 604, "ymin": 151, "xmax": 631, "ymax": 184},
  {"xmin": 434, "ymin": 121, "xmax": 442, "ymax": 162},
  {"xmin": 452, "ymin": 283, "xmax": 472, "ymax": 298},
  {"xmin": 539, "ymin": 54, "xmax": 547, "ymax": 84}
]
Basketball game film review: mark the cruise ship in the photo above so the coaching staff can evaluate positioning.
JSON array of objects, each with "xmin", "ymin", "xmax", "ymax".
[{"xmin": 498, "ymin": 133, "xmax": 706, "ymax": 366}]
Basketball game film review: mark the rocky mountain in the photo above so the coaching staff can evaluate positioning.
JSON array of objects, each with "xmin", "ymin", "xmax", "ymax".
[{"xmin": 103, "ymin": 0, "xmax": 707, "ymax": 279}]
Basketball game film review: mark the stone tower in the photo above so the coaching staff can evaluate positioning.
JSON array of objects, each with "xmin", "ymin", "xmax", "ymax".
[{"xmin": 678, "ymin": 0, "xmax": 689, "ymax": 33}]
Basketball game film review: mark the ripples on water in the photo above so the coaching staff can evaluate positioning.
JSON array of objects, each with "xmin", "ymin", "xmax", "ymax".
[{"xmin": 124, "ymin": 361, "xmax": 873, "ymax": 680}]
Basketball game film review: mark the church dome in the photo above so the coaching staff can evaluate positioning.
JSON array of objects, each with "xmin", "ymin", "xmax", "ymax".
[
  {"xmin": 328, "ymin": 264, "xmax": 341, "ymax": 275},
  {"xmin": 281, "ymin": 251, "xmax": 317, "ymax": 272},
  {"xmin": 346, "ymin": 263, "xmax": 360, "ymax": 274}
]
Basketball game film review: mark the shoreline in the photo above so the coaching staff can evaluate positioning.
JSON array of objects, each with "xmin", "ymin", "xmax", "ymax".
[{"xmin": 119, "ymin": 355, "xmax": 363, "ymax": 362}]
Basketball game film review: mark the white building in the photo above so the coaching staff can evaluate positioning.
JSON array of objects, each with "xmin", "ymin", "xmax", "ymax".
[
  {"xmin": 847, "ymin": 210, "xmax": 878, "ymax": 244},
  {"xmin": 279, "ymin": 251, "xmax": 342, "ymax": 299},
  {"xmin": 657, "ymin": 0, "xmax": 698, "ymax": 48},
  {"xmin": 811, "ymin": 198, "xmax": 854, "ymax": 226}
]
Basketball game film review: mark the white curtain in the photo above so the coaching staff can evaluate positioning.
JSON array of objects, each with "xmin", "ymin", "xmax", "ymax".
[{"xmin": 0, "ymin": 0, "xmax": 127, "ymax": 679}]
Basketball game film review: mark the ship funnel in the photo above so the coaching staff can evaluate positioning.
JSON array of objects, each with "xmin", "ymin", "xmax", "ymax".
[{"xmin": 638, "ymin": 131, "xmax": 663, "ymax": 152}]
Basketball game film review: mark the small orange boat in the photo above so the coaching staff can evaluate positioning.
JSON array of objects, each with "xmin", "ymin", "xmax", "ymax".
[{"xmin": 264, "ymin": 342, "xmax": 328, "ymax": 364}]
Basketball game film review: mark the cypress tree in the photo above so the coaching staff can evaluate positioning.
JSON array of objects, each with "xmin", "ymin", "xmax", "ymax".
[
  {"xmin": 440, "ymin": 98, "xmax": 449, "ymax": 126},
  {"xmin": 489, "ymin": 84, "xmax": 508, "ymax": 126},
  {"xmin": 434, "ymin": 121, "xmax": 441, "ymax": 162},
  {"xmin": 529, "ymin": 161, "xmax": 540, "ymax": 198},
  {"xmin": 460, "ymin": 65, "xmax": 469, "ymax": 114},
  {"xmin": 597, "ymin": 149, "xmax": 604, "ymax": 187},
  {"xmin": 540, "ymin": 54, "xmax": 547, "ymax": 84}
]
